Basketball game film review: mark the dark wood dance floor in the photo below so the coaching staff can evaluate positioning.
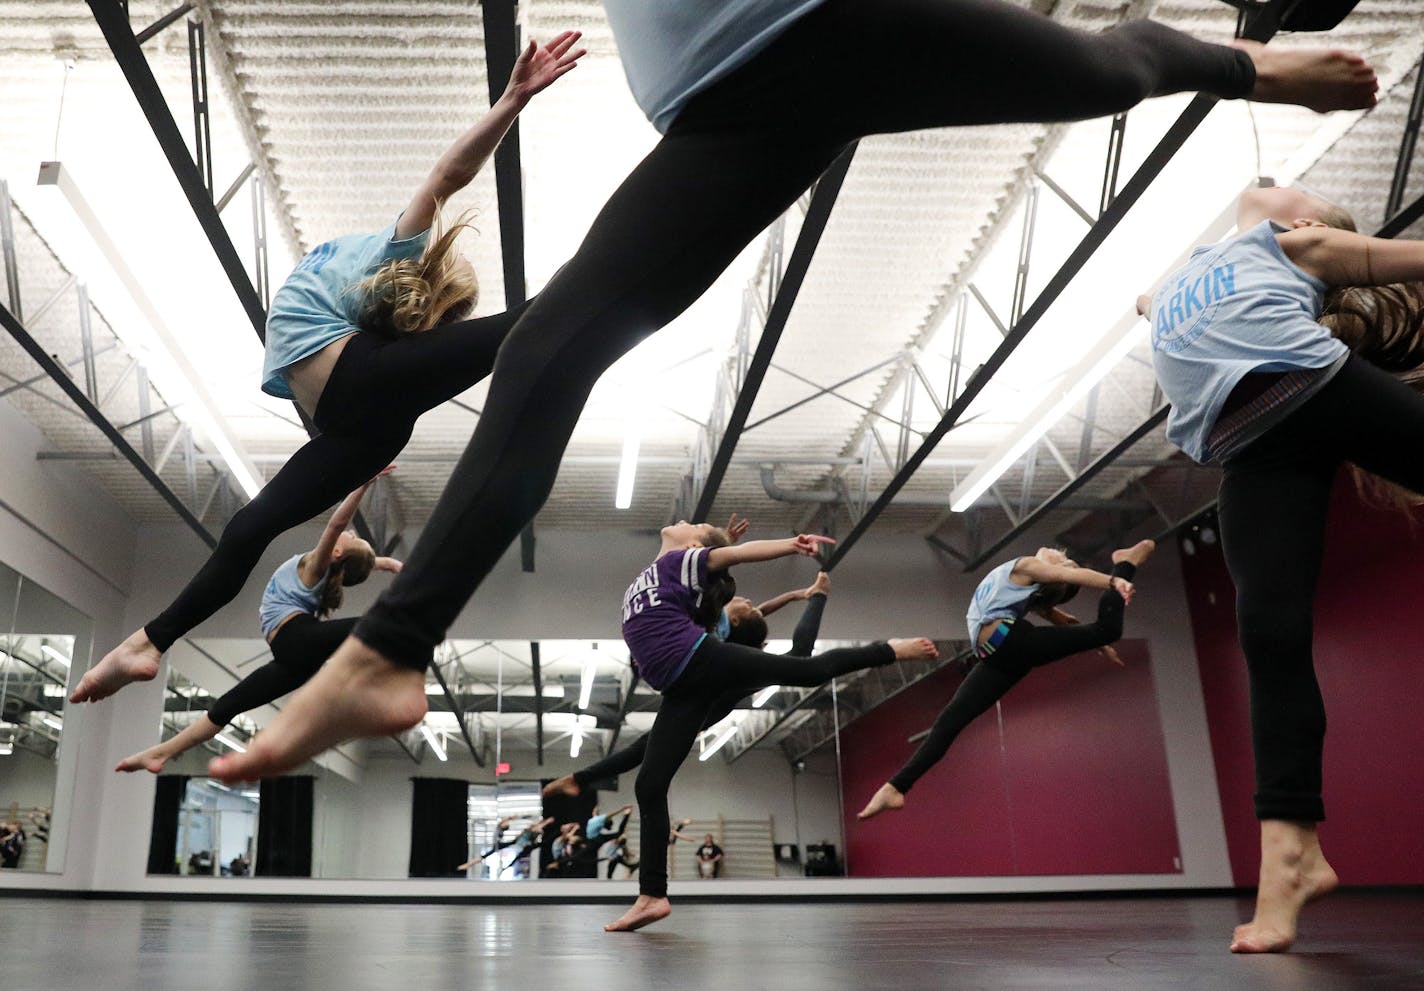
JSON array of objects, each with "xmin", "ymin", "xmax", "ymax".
[{"xmin": 3, "ymin": 891, "xmax": 1421, "ymax": 989}]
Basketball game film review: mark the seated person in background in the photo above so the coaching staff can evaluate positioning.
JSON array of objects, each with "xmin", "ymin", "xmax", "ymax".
[
  {"xmin": 696, "ymin": 834, "xmax": 724, "ymax": 879},
  {"xmin": 28, "ymin": 807, "xmax": 50, "ymax": 845},
  {"xmin": 230, "ymin": 852, "xmax": 250, "ymax": 877},
  {"xmin": 187, "ymin": 849, "xmax": 214, "ymax": 876},
  {"xmin": 0, "ymin": 822, "xmax": 26, "ymax": 868}
]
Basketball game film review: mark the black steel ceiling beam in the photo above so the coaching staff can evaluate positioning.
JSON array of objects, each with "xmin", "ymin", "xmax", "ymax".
[
  {"xmin": 692, "ymin": 142, "xmax": 858, "ymax": 522},
  {"xmin": 530, "ymin": 641, "xmax": 544, "ymax": 764},
  {"xmin": 479, "ymin": 0, "xmax": 537, "ymax": 571},
  {"xmin": 964, "ymin": 405, "xmax": 1170, "ymax": 570},
  {"xmin": 603, "ymin": 669, "xmax": 642, "ymax": 753},
  {"xmin": 429, "ymin": 653, "xmax": 484, "ymax": 767},
  {"xmin": 88, "ymin": 0, "xmax": 385, "ymax": 542},
  {"xmin": 1, "ymin": 300, "xmax": 216, "ymax": 548},
  {"xmin": 1379, "ymin": 189, "xmax": 1424, "ymax": 239},
  {"xmin": 480, "ymin": 0, "xmax": 527, "ymax": 309},
  {"xmin": 823, "ymin": 0, "xmax": 1298, "ymax": 571},
  {"xmin": 87, "ymin": 0, "xmax": 265, "ymax": 336}
]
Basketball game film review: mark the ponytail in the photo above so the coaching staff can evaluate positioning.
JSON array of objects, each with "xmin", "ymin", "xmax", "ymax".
[{"xmin": 314, "ymin": 546, "xmax": 376, "ymax": 619}]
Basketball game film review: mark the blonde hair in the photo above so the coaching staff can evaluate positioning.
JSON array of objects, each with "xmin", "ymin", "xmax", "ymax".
[
  {"xmin": 352, "ymin": 205, "xmax": 479, "ymax": 337},
  {"xmin": 1313, "ymin": 200, "xmax": 1357, "ymax": 233}
]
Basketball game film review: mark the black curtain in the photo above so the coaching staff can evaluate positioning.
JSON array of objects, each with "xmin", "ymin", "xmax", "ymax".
[
  {"xmin": 408, "ymin": 777, "xmax": 469, "ymax": 877},
  {"xmin": 145, "ymin": 775, "xmax": 188, "ymax": 874},
  {"xmin": 256, "ymin": 776, "xmax": 313, "ymax": 877}
]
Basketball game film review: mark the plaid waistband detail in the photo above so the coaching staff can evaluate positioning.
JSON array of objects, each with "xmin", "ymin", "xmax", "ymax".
[{"xmin": 1206, "ymin": 368, "xmax": 1323, "ymax": 462}]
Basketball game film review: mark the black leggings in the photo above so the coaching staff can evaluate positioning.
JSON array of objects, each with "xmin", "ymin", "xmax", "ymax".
[
  {"xmin": 1218, "ymin": 356, "xmax": 1424, "ymax": 823},
  {"xmin": 353, "ymin": 0, "xmax": 1254, "ymax": 667},
  {"xmin": 205, "ymin": 614, "xmax": 358, "ymax": 727},
  {"xmin": 636, "ymin": 636, "xmax": 896, "ymax": 898},
  {"xmin": 592, "ymin": 811, "xmax": 632, "ymax": 843},
  {"xmin": 143, "ymin": 301, "xmax": 532, "ymax": 653},
  {"xmin": 572, "ymin": 593, "xmax": 827, "ymax": 788},
  {"xmin": 606, "ymin": 850, "xmax": 638, "ymax": 880},
  {"xmin": 887, "ymin": 564, "xmax": 1133, "ymax": 794}
]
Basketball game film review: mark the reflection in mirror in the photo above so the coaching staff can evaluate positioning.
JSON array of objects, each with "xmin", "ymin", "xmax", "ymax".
[
  {"xmin": 145, "ymin": 668, "xmax": 263, "ymax": 876},
  {"xmin": 0, "ymin": 565, "xmax": 93, "ymax": 874},
  {"xmin": 132, "ymin": 619, "xmax": 1180, "ymax": 884},
  {"xmin": 174, "ymin": 779, "xmax": 259, "ymax": 876},
  {"xmin": 463, "ymin": 783, "xmax": 543, "ymax": 880}
]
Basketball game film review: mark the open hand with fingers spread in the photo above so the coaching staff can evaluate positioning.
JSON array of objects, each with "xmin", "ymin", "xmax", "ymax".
[
  {"xmin": 726, "ymin": 513, "xmax": 750, "ymax": 543},
  {"xmin": 507, "ymin": 30, "xmax": 587, "ymax": 102}
]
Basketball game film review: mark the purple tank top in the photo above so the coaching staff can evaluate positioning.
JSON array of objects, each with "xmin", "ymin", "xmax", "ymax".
[{"xmin": 621, "ymin": 548, "xmax": 712, "ymax": 691}]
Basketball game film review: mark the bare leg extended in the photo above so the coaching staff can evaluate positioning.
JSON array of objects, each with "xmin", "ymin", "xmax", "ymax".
[{"xmin": 116, "ymin": 716, "xmax": 220, "ymax": 774}]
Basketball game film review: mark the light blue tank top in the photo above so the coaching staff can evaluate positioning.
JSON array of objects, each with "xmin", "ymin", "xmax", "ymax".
[
  {"xmin": 261, "ymin": 220, "xmax": 430, "ymax": 399},
  {"xmin": 258, "ymin": 554, "xmax": 327, "ymax": 637},
  {"xmin": 965, "ymin": 560, "xmax": 1039, "ymax": 645},
  {"xmin": 1149, "ymin": 220, "xmax": 1346, "ymax": 463},
  {"xmin": 602, "ymin": 0, "xmax": 830, "ymax": 133}
]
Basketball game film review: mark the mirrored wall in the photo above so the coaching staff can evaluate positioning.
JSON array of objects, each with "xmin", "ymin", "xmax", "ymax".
[
  {"xmin": 0, "ymin": 560, "xmax": 93, "ymax": 874},
  {"xmin": 142, "ymin": 620, "xmax": 1182, "ymax": 884}
]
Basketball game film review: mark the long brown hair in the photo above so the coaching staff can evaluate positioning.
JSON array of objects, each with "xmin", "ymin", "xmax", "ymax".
[
  {"xmin": 1320, "ymin": 281, "xmax": 1424, "ymax": 509},
  {"xmin": 351, "ymin": 204, "xmax": 479, "ymax": 337},
  {"xmin": 315, "ymin": 546, "xmax": 376, "ymax": 618}
]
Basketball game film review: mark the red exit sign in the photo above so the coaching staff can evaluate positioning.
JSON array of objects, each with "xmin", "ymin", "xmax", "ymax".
[{"xmin": 495, "ymin": 762, "xmax": 511, "ymax": 776}]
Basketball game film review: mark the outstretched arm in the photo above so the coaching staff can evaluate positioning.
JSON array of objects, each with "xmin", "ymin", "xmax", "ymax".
[
  {"xmin": 708, "ymin": 534, "xmax": 833, "ymax": 570},
  {"xmin": 1012, "ymin": 558, "xmax": 1133, "ymax": 602},
  {"xmin": 1279, "ymin": 227, "xmax": 1424, "ymax": 288},
  {"xmin": 396, "ymin": 31, "xmax": 585, "ymax": 239},
  {"xmin": 759, "ymin": 571, "xmax": 830, "ymax": 617},
  {"xmin": 755, "ymin": 588, "xmax": 805, "ymax": 618},
  {"xmin": 299, "ymin": 468, "xmax": 393, "ymax": 584}
]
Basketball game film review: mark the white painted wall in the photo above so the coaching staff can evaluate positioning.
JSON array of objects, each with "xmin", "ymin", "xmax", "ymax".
[{"xmin": 0, "ymin": 394, "xmax": 137, "ymax": 890}]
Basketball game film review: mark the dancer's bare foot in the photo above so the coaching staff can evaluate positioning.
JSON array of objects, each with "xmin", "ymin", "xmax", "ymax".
[
  {"xmin": 208, "ymin": 636, "xmax": 427, "ymax": 784},
  {"xmin": 115, "ymin": 744, "xmax": 170, "ymax": 775},
  {"xmin": 1232, "ymin": 41, "xmax": 1378, "ymax": 113},
  {"xmin": 1112, "ymin": 538, "xmax": 1156, "ymax": 569},
  {"xmin": 71, "ymin": 629, "xmax": 161, "ymax": 703},
  {"xmin": 605, "ymin": 895, "xmax": 672, "ymax": 932},
  {"xmin": 541, "ymin": 774, "xmax": 581, "ymax": 799},
  {"xmin": 1230, "ymin": 820, "xmax": 1339, "ymax": 953},
  {"xmin": 857, "ymin": 782, "xmax": 905, "ymax": 821},
  {"xmin": 890, "ymin": 638, "xmax": 938, "ymax": 661}
]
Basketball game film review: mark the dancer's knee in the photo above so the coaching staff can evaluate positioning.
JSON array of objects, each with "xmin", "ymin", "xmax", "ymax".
[{"xmin": 1238, "ymin": 604, "xmax": 1312, "ymax": 673}]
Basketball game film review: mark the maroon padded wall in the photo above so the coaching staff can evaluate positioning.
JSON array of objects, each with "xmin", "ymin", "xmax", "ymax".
[{"xmin": 841, "ymin": 640, "xmax": 1182, "ymax": 878}]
